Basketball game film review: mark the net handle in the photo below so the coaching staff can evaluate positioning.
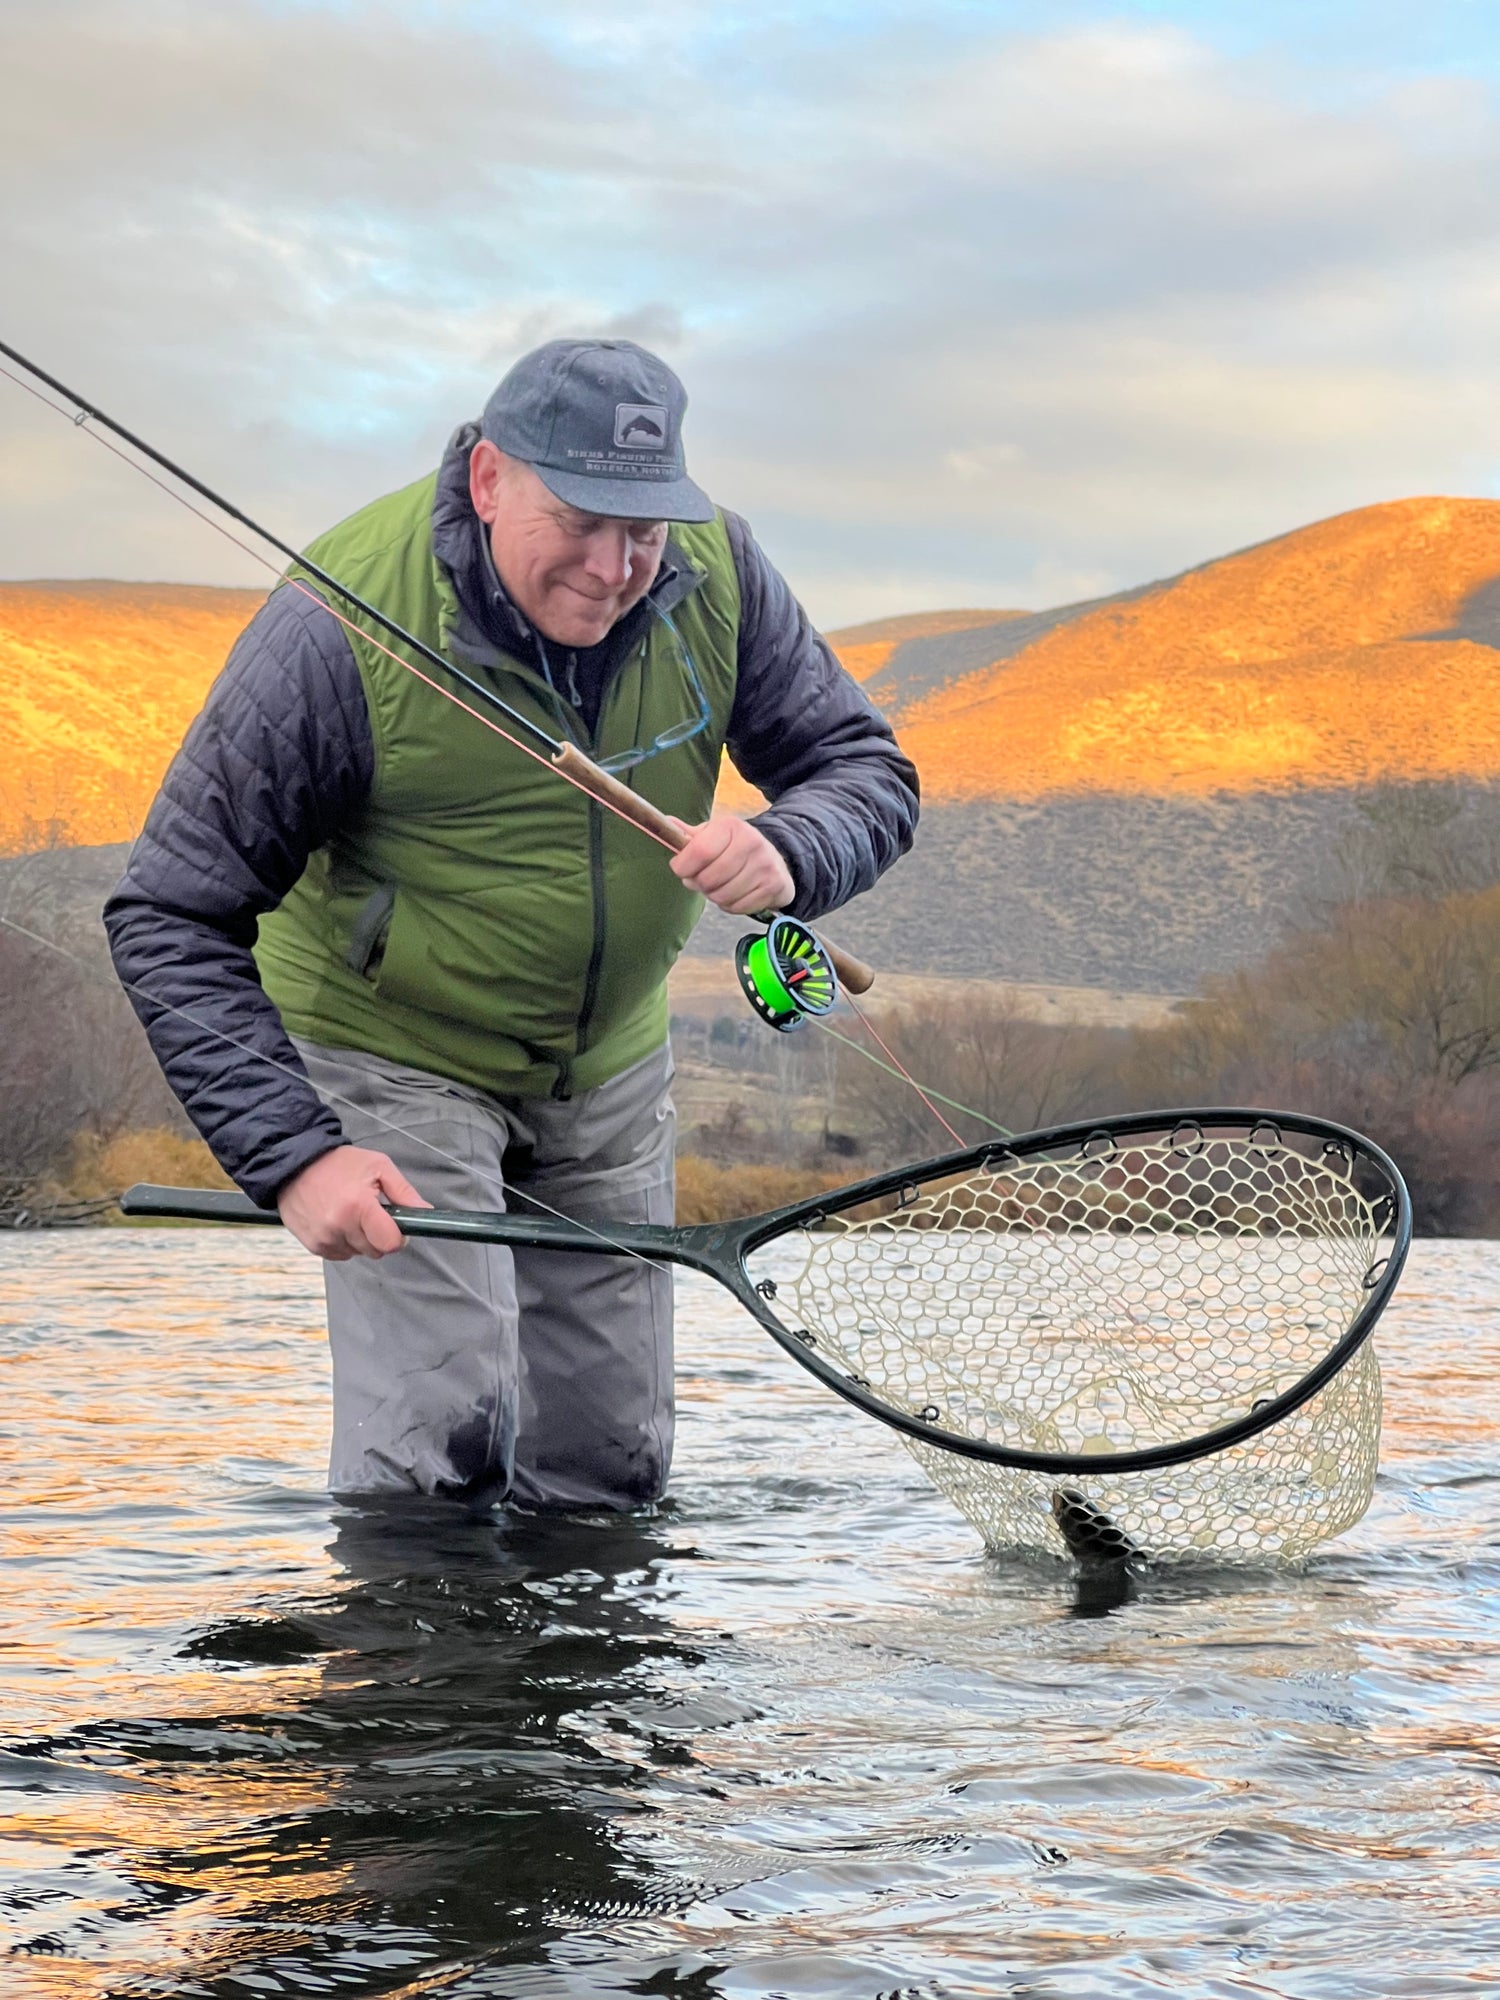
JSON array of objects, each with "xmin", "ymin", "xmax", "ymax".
[{"xmin": 552, "ymin": 743, "xmax": 876, "ymax": 995}]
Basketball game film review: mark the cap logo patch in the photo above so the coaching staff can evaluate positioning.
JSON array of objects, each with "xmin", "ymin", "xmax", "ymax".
[{"xmin": 613, "ymin": 402, "xmax": 668, "ymax": 450}]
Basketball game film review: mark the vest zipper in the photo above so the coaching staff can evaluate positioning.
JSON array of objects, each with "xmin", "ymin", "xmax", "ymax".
[{"xmin": 573, "ymin": 798, "xmax": 608, "ymax": 1070}]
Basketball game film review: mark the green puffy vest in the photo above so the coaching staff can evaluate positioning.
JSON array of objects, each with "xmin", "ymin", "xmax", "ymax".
[{"xmin": 254, "ymin": 472, "xmax": 740, "ymax": 1098}]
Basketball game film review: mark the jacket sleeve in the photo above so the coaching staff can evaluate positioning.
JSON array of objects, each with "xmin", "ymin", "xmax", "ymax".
[
  {"xmin": 722, "ymin": 511, "xmax": 920, "ymax": 919},
  {"xmin": 103, "ymin": 585, "xmax": 375, "ymax": 1207}
]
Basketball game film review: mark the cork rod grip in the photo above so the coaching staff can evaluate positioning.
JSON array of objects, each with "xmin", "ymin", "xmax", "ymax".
[
  {"xmin": 553, "ymin": 741, "xmax": 685, "ymax": 850},
  {"xmin": 552, "ymin": 742, "xmax": 875, "ymax": 996}
]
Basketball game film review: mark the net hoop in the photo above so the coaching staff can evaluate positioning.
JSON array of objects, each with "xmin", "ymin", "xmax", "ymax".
[{"xmin": 733, "ymin": 1106, "xmax": 1411, "ymax": 1478}]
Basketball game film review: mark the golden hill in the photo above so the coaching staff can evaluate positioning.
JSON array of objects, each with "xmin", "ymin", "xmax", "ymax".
[
  {"xmin": 5, "ymin": 498, "xmax": 1500, "ymax": 850},
  {"xmin": 0, "ymin": 581, "xmax": 264, "ymax": 849},
  {"xmin": 0, "ymin": 587, "xmax": 1015, "ymax": 847},
  {"xmin": 900, "ymin": 497, "xmax": 1500, "ymax": 802}
]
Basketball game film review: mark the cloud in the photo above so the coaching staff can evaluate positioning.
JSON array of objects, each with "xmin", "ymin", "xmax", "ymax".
[{"xmin": 2, "ymin": 3, "xmax": 1499, "ymax": 625}]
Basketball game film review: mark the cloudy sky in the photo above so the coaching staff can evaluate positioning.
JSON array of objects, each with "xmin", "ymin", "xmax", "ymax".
[{"xmin": 3, "ymin": 0, "xmax": 1498, "ymax": 626}]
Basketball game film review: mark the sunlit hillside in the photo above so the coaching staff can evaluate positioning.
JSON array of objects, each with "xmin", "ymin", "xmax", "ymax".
[
  {"xmin": 710, "ymin": 498, "xmax": 1500, "ymax": 813},
  {"xmin": 7, "ymin": 499, "xmax": 1500, "ymax": 852},
  {"xmin": 0, "ymin": 581, "xmax": 263, "ymax": 849},
  {"xmin": 901, "ymin": 497, "xmax": 1500, "ymax": 802},
  {"xmin": 0, "ymin": 589, "xmax": 1020, "ymax": 847}
]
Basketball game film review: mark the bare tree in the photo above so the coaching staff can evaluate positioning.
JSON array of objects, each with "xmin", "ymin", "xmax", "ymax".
[
  {"xmin": 1123, "ymin": 874, "xmax": 1500, "ymax": 1235},
  {"xmin": 1140, "ymin": 886, "xmax": 1500, "ymax": 1099},
  {"xmin": 1325, "ymin": 781, "xmax": 1500, "ymax": 908},
  {"xmin": 0, "ymin": 837, "xmax": 185, "ymax": 1218},
  {"xmin": 833, "ymin": 989, "xmax": 1119, "ymax": 1163}
]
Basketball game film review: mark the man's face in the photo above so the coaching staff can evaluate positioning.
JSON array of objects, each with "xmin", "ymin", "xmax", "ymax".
[{"xmin": 470, "ymin": 442, "xmax": 670, "ymax": 648}]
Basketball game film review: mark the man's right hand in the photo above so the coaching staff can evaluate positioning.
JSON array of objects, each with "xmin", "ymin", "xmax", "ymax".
[{"xmin": 277, "ymin": 1146, "xmax": 431, "ymax": 1260}]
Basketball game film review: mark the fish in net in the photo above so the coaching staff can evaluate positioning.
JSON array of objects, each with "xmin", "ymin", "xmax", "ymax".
[
  {"xmin": 910, "ymin": 1343, "xmax": 1381, "ymax": 1563},
  {"xmin": 742, "ymin": 1118, "xmax": 1399, "ymax": 1562}
]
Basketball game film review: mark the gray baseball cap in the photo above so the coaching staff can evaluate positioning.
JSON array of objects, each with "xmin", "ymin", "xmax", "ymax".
[{"xmin": 480, "ymin": 338, "xmax": 714, "ymax": 523}]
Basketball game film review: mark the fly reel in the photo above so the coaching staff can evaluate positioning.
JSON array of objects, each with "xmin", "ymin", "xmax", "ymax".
[{"xmin": 735, "ymin": 917, "xmax": 838, "ymax": 1033}]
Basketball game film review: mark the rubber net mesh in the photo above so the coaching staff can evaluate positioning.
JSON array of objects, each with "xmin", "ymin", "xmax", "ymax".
[{"xmin": 745, "ymin": 1131, "xmax": 1386, "ymax": 1562}]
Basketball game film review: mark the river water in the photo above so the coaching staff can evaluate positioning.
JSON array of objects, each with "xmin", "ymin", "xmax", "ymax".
[{"xmin": 0, "ymin": 1229, "xmax": 1497, "ymax": 1998}]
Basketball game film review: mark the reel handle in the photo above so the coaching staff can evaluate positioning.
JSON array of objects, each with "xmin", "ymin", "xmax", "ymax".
[{"xmin": 553, "ymin": 742, "xmax": 876, "ymax": 994}]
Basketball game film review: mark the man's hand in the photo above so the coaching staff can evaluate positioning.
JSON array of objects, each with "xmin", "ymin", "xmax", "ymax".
[
  {"xmin": 669, "ymin": 815, "xmax": 794, "ymax": 916},
  {"xmin": 277, "ymin": 1145, "xmax": 432, "ymax": 1261}
]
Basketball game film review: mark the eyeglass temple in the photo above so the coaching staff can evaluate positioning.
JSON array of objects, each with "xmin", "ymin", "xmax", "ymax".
[{"xmin": 594, "ymin": 605, "xmax": 712, "ymax": 772}]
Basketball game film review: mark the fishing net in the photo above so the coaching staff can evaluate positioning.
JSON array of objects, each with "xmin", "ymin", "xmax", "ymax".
[
  {"xmin": 124, "ymin": 1109, "xmax": 1405, "ymax": 1565},
  {"xmin": 744, "ymin": 1119, "xmax": 1395, "ymax": 1562}
]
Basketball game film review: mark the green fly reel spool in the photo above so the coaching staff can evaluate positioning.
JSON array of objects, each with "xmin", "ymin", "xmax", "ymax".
[{"xmin": 734, "ymin": 917, "xmax": 838, "ymax": 1033}]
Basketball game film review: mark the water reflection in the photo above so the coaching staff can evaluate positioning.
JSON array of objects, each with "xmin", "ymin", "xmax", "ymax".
[{"xmin": 150, "ymin": 1505, "xmax": 710, "ymax": 1992}]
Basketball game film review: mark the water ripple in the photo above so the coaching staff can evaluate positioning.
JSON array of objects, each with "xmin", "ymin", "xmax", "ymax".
[{"xmin": 1, "ymin": 1232, "xmax": 1498, "ymax": 1996}]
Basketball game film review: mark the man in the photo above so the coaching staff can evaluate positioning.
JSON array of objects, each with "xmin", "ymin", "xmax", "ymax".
[{"xmin": 106, "ymin": 338, "xmax": 918, "ymax": 1509}]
